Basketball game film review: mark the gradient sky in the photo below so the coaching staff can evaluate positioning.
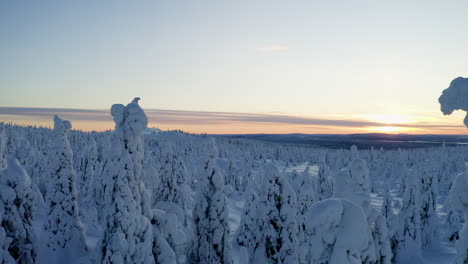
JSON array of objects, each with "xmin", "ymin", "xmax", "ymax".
[{"xmin": 1, "ymin": 0, "xmax": 468, "ymax": 134}]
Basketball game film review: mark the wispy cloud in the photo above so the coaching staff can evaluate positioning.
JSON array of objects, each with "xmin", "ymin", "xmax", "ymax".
[
  {"xmin": 0, "ymin": 107, "xmax": 464, "ymax": 134},
  {"xmin": 256, "ymin": 45, "xmax": 289, "ymax": 51}
]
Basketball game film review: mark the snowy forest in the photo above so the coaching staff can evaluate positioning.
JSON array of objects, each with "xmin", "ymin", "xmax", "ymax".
[{"xmin": 0, "ymin": 86, "xmax": 467, "ymax": 264}]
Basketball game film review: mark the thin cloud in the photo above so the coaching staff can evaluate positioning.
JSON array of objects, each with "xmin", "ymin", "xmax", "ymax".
[
  {"xmin": 0, "ymin": 107, "xmax": 463, "ymax": 131},
  {"xmin": 256, "ymin": 45, "xmax": 289, "ymax": 51}
]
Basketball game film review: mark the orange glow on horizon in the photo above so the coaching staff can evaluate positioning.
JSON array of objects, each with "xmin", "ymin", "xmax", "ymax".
[{"xmin": 1, "ymin": 112, "xmax": 467, "ymax": 135}]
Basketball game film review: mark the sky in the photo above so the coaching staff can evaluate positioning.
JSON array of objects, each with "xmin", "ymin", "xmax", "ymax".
[{"xmin": 1, "ymin": 0, "xmax": 468, "ymax": 134}]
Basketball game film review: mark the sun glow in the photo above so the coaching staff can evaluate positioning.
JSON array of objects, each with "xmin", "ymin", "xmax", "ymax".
[
  {"xmin": 363, "ymin": 114, "xmax": 415, "ymax": 125},
  {"xmin": 370, "ymin": 126, "xmax": 411, "ymax": 133}
]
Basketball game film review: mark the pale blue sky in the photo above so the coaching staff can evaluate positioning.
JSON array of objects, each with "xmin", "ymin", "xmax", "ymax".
[{"xmin": 1, "ymin": 0, "xmax": 468, "ymax": 133}]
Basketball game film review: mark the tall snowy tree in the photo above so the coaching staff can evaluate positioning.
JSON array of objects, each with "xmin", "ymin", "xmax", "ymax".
[
  {"xmin": 393, "ymin": 171, "xmax": 423, "ymax": 263},
  {"xmin": 190, "ymin": 141, "xmax": 232, "ymax": 264},
  {"xmin": 254, "ymin": 163, "xmax": 298, "ymax": 264},
  {"xmin": 236, "ymin": 188, "xmax": 260, "ymax": 260},
  {"xmin": 99, "ymin": 98, "xmax": 155, "ymax": 264},
  {"xmin": 0, "ymin": 157, "xmax": 37, "ymax": 263},
  {"xmin": 418, "ymin": 163, "xmax": 440, "ymax": 248},
  {"xmin": 0, "ymin": 127, "xmax": 5, "ymax": 170},
  {"xmin": 303, "ymin": 198, "xmax": 376, "ymax": 264},
  {"xmin": 333, "ymin": 158, "xmax": 391, "ymax": 264},
  {"xmin": 381, "ymin": 189, "xmax": 394, "ymax": 236},
  {"xmin": 317, "ymin": 162, "xmax": 333, "ymax": 201},
  {"xmin": 42, "ymin": 116, "xmax": 88, "ymax": 263},
  {"xmin": 447, "ymin": 170, "xmax": 468, "ymax": 264},
  {"xmin": 0, "ymin": 201, "xmax": 15, "ymax": 264}
]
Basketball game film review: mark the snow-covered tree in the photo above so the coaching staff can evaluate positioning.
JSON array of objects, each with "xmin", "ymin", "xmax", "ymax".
[
  {"xmin": 0, "ymin": 127, "xmax": 6, "ymax": 170},
  {"xmin": 439, "ymin": 77, "xmax": 468, "ymax": 263},
  {"xmin": 370, "ymin": 211, "xmax": 392, "ymax": 264},
  {"xmin": 254, "ymin": 163, "xmax": 298, "ymax": 264},
  {"xmin": 99, "ymin": 98, "xmax": 155, "ymax": 264},
  {"xmin": 151, "ymin": 207, "xmax": 190, "ymax": 264},
  {"xmin": 0, "ymin": 157, "xmax": 36, "ymax": 263},
  {"xmin": 303, "ymin": 198, "xmax": 376, "ymax": 264},
  {"xmin": 42, "ymin": 116, "xmax": 88, "ymax": 263},
  {"xmin": 0, "ymin": 201, "xmax": 15, "ymax": 264},
  {"xmin": 447, "ymin": 170, "xmax": 468, "ymax": 264},
  {"xmin": 439, "ymin": 76, "xmax": 468, "ymax": 127},
  {"xmin": 334, "ymin": 157, "xmax": 391, "ymax": 264},
  {"xmin": 445, "ymin": 204, "xmax": 464, "ymax": 242},
  {"xmin": 381, "ymin": 189, "xmax": 394, "ymax": 236},
  {"xmin": 333, "ymin": 158, "xmax": 371, "ymax": 215},
  {"xmin": 317, "ymin": 162, "xmax": 333, "ymax": 201},
  {"xmin": 190, "ymin": 142, "xmax": 232, "ymax": 264},
  {"xmin": 154, "ymin": 151, "xmax": 190, "ymax": 213},
  {"xmin": 418, "ymin": 163, "xmax": 440, "ymax": 248},
  {"xmin": 393, "ymin": 171, "xmax": 423, "ymax": 263},
  {"xmin": 236, "ymin": 188, "xmax": 260, "ymax": 258},
  {"xmin": 296, "ymin": 166, "xmax": 316, "ymax": 263}
]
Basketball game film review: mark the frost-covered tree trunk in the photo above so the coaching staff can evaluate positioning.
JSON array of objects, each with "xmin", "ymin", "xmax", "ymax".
[
  {"xmin": 190, "ymin": 143, "xmax": 232, "ymax": 264},
  {"xmin": 0, "ymin": 157, "xmax": 36, "ymax": 263},
  {"xmin": 42, "ymin": 116, "xmax": 88, "ymax": 263},
  {"xmin": 99, "ymin": 98, "xmax": 154, "ymax": 264}
]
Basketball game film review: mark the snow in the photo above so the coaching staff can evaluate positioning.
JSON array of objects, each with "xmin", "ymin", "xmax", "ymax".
[
  {"xmin": 439, "ymin": 77, "xmax": 468, "ymax": 126},
  {"xmin": 1, "ymin": 96, "xmax": 466, "ymax": 264}
]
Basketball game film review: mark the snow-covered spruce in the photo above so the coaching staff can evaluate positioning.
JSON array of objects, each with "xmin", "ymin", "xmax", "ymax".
[
  {"xmin": 236, "ymin": 188, "xmax": 260, "ymax": 259},
  {"xmin": 253, "ymin": 163, "xmax": 298, "ymax": 264},
  {"xmin": 0, "ymin": 127, "xmax": 6, "ymax": 170},
  {"xmin": 447, "ymin": 170, "xmax": 468, "ymax": 264},
  {"xmin": 42, "ymin": 116, "xmax": 88, "ymax": 263},
  {"xmin": 418, "ymin": 162, "xmax": 440, "ymax": 248},
  {"xmin": 190, "ymin": 141, "xmax": 232, "ymax": 264},
  {"xmin": 333, "ymin": 156, "xmax": 391, "ymax": 264},
  {"xmin": 99, "ymin": 98, "xmax": 155, "ymax": 263},
  {"xmin": 0, "ymin": 157, "xmax": 36, "ymax": 263},
  {"xmin": 303, "ymin": 198, "xmax": 376, "ymax": 264},
  {"xmin": 392, "ymin": 169, "xmax": 424, "ymax": 264},
  {"xmin": 0, "ymin": 201, "xmax": 15, "ymax": 263},
  {"xmin": 439, "ymin": 76, "xmax": 468, "ymax": 127}
]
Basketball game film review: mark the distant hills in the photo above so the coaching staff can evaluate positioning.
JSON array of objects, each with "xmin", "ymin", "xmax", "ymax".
[{"xmin": 216, "ymin": 133, "xmax": 468, "ymax": 149}]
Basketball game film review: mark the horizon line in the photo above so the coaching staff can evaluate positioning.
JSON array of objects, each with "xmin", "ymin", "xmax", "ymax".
[{"xmin": 0, "ymin": 106, "xmax": 465, "ymax": 135}]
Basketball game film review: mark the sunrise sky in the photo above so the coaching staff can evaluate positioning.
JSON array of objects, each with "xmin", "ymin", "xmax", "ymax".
[{"xmin": 1, "ymin": 1, "xmax": 468, "ymax": 134}]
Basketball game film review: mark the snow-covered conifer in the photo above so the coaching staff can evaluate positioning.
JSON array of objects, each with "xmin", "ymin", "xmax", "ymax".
[
  {"xmin": 418, "ymin": 163, "xmax": 440, "ymax": 248},
  {"xmin": 304, "ymin": 198, "xmax": 376, "ymax": 264},
  {"xmin": 99, "ymin": 98, "xmax": 154, "ymax": 264},
  {"xmin": 381, "ymin": 189, "xmax": 394, "ymax": 235},
  {"xmin": 0, "ymin": 202, "xmax": 15, "ymax": 263},
  {"xmin": 447, "ymin": 170, "xmax": 468, "ymax": 264},
  {"xmin": 0, "ymin": 157, "xmax": 36, "ymax": 263},
  {"xmin": 236, "ymin": 188, "xmax": 260, "ymax": 257},
  {"xmin": 393, "ymin": 171, "xmax": 423, "ymax": 263},
  {"xmin": 254, "ymin": 163, "xmax": 298, "ymax": 264},
  {"xmin": 42, "ymin": 116, "xmax": 88, "ymax": 263},
  {"xmin": 190, "ymin": 142, "xmax": 232, "ymax": 264},
  {"xmin": 317, "ymin": 163, "xmax": 333, "ymax": 201}
]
